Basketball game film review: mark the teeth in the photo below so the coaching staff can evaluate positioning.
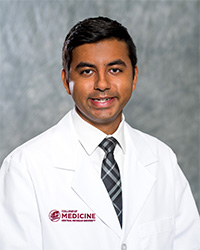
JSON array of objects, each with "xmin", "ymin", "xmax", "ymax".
[{"xmin": 93, "ymin": 98, "xmax": 111, "ymax": 102}]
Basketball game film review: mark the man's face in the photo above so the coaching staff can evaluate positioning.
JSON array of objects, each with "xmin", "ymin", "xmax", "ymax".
[{"xmin": 62, "ymin": 39, "xmax": 138, "ymax": 134}]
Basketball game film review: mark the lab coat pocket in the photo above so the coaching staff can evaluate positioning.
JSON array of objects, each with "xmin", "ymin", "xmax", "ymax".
[{"xmin": 139, "ymin": 218, "xmax": 174, "ymax": 250}]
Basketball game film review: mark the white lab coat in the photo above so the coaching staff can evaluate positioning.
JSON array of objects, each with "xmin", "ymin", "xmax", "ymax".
[{"xmin": 0, "ymin": 110, "xmax": 200, "ymax": 250}]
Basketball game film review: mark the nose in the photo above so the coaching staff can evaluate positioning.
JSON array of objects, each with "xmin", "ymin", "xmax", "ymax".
[{"xmin": 94, "ymin": 71, "xmax": 111, "ymax": 92}]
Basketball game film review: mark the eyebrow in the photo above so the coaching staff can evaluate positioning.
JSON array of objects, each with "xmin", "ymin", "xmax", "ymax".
[
  {"xmin": 75, "ymin": 62, "xmax": 96, "ymax": 70},
  {"xmin": 107, "ymin": 59, "xmax": 127, "ymax": 67},
  {"xmin": 75, "ymin": 59, "xmax": 127, "ymax": 70}
]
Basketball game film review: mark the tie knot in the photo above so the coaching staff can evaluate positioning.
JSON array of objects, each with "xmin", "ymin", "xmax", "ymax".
[{"xmin": 99, "ymin": 137, "xmax": 118, "ymax": 153}]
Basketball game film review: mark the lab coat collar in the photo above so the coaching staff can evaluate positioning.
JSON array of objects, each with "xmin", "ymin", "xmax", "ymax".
[
  {"xmin": 51, "ymin": 111, "xmax": 158, "ymax": 169},
  {"xmin": 125, "ymin": 123, "xmax": 158, "ymax": 167},
  {"xmin": 50, "ymin": 111, "xmax": 78, "ymax": 170}
]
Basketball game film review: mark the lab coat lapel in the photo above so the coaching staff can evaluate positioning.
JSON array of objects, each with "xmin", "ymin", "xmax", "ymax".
[
  {"xmin": 122, "ymin": 124, "xmax": 157, "ymax": 239},
  {"xmin": 71, "ymin": 149, "xmax": 122, "ymax": 237}
]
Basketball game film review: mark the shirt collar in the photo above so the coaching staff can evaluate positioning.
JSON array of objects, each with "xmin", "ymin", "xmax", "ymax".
[{"xmin": 71, "ymin": 108, "xmax": 126, "ymax": 155}]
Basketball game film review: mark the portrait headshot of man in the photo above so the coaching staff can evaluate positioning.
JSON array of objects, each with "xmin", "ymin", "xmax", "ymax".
[{"xmin": 0, "ymin": 3, "xmax": 200, "ymax": 250}]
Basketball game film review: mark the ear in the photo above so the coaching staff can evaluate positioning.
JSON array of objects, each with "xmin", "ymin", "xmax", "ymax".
[
  {"xmin": 61, "ymin": 69, "xmax": 71, "ymax": 95},
  {"xmin": 132, "ymin": 66, "xmax": 138, "ymax": 92}
]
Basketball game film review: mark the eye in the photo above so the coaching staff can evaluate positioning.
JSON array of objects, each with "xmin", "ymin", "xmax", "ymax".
[
  {"xmin": 80, "ymin": 69, "xmax": 94, "ymax": 76},
  {"xmin": 109, "ymin": 68, "xmax": 122, "ymax": 74}
]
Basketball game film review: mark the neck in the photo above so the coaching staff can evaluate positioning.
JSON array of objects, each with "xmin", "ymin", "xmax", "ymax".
[
  {"xmin": 92, "ymin": 121, "xmax": 121, "ymax": 135},
  {"xmin": 75, "ymin": 108, "xmax": 122, "ymax": 135}
]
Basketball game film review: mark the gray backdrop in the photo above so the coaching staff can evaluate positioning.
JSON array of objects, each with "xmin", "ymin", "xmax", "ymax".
[{"xmin": 0, "ymin": 0, "xmax": 199, "ymax": 212}]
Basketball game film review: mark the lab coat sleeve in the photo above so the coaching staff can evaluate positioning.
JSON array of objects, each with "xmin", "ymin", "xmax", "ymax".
[
  {"xmin": 171, "ymin": 151, "xmax": 200, "ymax": 250},
  {"xmin": 0, "ymin": 155, "xmax": 43, "ymax": 250}
]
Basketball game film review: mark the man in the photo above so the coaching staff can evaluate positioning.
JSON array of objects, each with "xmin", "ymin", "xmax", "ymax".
[{"xmin": 0, "ymin": 16, "xmax": 199, "ymax": 250}]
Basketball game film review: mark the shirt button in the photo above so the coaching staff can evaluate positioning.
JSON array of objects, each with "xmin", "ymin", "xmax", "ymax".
[{"xmin": 121, "ymin": 243, "xmax": 127, "ymax": 250}]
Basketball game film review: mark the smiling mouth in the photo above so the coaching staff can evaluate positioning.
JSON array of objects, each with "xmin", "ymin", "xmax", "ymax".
[{"xmin": 92, "ymin": 98, "xmax": 113, "ymax": 102}]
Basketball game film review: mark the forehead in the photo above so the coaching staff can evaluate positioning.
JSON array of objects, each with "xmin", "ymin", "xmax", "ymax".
[{"xmin": 70, "ymin": 39, "xmax": 130, "ymax": 66}]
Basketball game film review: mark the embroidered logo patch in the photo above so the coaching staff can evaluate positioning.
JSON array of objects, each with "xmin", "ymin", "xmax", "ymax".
[
  {"xmin": 49, "ymin": 210, "xmax": 61, "ymax": 222},
  {"xmin": 49, "ymin": 210, "xmax": 96, "ymax": 222}
]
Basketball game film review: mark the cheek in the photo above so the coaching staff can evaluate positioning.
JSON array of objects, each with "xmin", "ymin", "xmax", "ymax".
[
  {"xmin": 118, "ymin": 80, "xmax": 133, "ymax": 95},
  {"xmin": 71, "ymin": 82, "xmax": 89, "ymax": 104},
  {"xmin": 73, "ymin": 80, "xmax": 92, "ymax": 96}
]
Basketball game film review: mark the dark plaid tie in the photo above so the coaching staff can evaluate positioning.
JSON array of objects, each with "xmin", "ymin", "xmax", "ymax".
[{"xmin": 99, "ymin": 137, "xmax": 123, "ymax": 228}]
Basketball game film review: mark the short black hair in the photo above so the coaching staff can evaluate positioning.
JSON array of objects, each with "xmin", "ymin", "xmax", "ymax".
[{"xmin": 62, "ymin": 16, "xmax": 137, "ymax": 77}]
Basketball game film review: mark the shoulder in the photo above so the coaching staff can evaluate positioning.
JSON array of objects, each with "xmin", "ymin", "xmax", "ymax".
[
  {"xmin": 125, "ymin": 122, "xmax": 169, "ymax": 147},
  {"xmin": 2, "ymin": 111, "xmax": 75, "ymax": 168},
  {"xmin": 124, "ymin": 122, "xmax": 177, "ymax": 162}
]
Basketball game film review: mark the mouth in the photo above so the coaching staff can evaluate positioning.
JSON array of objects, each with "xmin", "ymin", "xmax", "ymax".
[
  {"xmin": 91, "ymin": 97, "xmax": 113, "ymax": 102},
  {"xmin": 90, "ymin": 97, "xmax": 116, "ymax": 107}
]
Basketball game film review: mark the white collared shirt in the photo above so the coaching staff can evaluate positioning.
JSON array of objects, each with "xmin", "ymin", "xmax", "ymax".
[{"xmin": 71, "ymin": 108, "xmax": 126, "ymax": 180}]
